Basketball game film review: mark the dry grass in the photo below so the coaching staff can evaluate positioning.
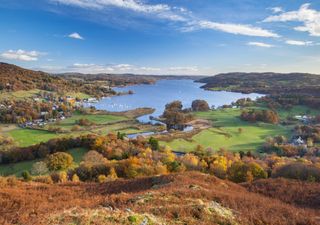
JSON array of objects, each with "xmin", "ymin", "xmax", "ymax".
[
  {"xmin": 0, "ymin": 172, "xmax": 319, "ymax": 225},
  {"xmin": 243, "ymin": 178, "xmax": 320, "ymax": 209}
]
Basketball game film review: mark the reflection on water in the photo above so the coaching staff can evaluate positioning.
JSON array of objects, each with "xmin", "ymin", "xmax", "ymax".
[{"xmin": 87, "ymin": 79, "xmax": 263, "ymax": 123}]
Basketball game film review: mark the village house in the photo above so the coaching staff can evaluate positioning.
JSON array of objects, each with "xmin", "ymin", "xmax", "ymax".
[{"xmin": 292, "ymin": 136, "xmax": 305, "ymax": 146}]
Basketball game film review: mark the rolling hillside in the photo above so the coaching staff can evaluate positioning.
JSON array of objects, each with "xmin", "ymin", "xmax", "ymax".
[
  {"xmin": 1, "ymin": 172, "xmax": 319, "ymax": 225},
  {"xmin": 198, "ymin": 72, "xmax": 320, "ymax": 96},
  {"xmin": 0, "ymin": 62, "xmax": 72, "ymax": 92}
]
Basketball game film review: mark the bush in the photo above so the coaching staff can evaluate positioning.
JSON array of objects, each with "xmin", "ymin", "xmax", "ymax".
[
  {"xmin": 50, "ymin": 171, "xmax": 68, "ymax": 183},
  {"xmin": 21, "ymin": 171, "xmax": 32, "ymax": 182},
  {"xmin": 97, "ymin": 174, "xmax": 107, "ymax": 183},
  {"xmin": 107, "ymin": 167, "xmax": 118, "ymax": 181},
  {"xmin": 72, "ymin": 174, "xmax": 80, "ymax": 182},
  {"xmin": 31, "ymin": 161, "xmax": 49, "ymax": 175},
  {"xmin": 47, "ymin": 152, "xmax": 73, "ymax": 171}
]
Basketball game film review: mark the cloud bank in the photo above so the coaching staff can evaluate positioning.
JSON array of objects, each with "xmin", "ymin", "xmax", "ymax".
[
  {"xmin": 1, "ymin": 49, "xmax": 44, "ymax": 61},
  {"xmin": 264, "ymin": 3, "xmax": 320, "ymax": 36}
]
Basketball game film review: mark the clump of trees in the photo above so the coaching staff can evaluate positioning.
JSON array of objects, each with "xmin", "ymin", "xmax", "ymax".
[
  {"xmin": 272, "ymin": 163, "xmax": 320, "ymax": 182},
  {"xmin": 76, "ymin": 118, "xmax": 95, "ymax": 126},
  {"xmin": 191, "ymin": 100, "xmax": 210, "ymax": 111},
  {"xmin": 162, "ymin": 101, "xmax": 193, "ymax": 130},
  {"xmin": 240, "ymin": 109, "xmax": 279, "ymax": 124},
  {"xmin": 234, "ymin": 98, "xmax": 254, "ymax": 107}
]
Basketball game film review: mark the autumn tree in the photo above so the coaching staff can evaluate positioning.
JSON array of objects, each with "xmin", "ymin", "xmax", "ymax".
[
  {"xmin": 31, "ymin": 161, "xmax": 49, "ymax": 175},
  {"xmin": 47, "ymin": 152, "xmax": 73, "ymax": 171}
]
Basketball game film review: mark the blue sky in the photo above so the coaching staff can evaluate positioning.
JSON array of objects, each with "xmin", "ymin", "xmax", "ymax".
[{"xmin": 0, "ymin": 0, "xmax": 320, "ymax": 75}]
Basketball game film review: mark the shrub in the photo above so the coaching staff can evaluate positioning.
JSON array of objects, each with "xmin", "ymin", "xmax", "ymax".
[
  {"xmin": 107, "ymin": 167, "xmax": 118, "ymax": 181},
  {"xmin": 47, "ymin": 152, "xmax": 73, "ymax": 171},
  {"xmin": 50, "ymin": 171, "xmax": 68, "ymax": 183},
  {"xmin": 31, "ymin": 161, "xmax": 49, "ymax": 175},
  {"xmin": 72, "ymin": 174, "xmax": 80, "ymax": 182},
  {"xmin": 97, "ymin": 174, "xmax": 107, "ymax": 183},
  {"xmin": 21, "ymin": 171, "xmax": 32, "ymax": 182}
]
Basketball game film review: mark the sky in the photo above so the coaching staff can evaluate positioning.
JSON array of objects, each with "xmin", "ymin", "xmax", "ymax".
[{"xmin": 0, "ymin": 0, "xmax": 320, "ymax": 75}]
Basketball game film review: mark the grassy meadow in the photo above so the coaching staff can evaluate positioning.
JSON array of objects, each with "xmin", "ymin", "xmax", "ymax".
[
  {"xmin": 162, "ymin": 108, "xmax": 292, "ymax": 152},
  {"xmin": 2, "ymin": 113, "xmax": 149, "ymax": 147}
]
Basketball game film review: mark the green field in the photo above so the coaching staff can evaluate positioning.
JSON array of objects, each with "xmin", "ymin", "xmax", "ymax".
[
  {"xmin": 162, "ymin": 108, "xmax": 291, "ymax": 152},
  {"xmin": 59, "ymin": 113, "xmax": 127, "ymax": 126},
  {"xmin": 8, "ymin": 128, "xmax": 64, "ymax": 147},
  {"xmin": 0, "ymin": 147, "xmax": 88, "ymax": 177},
  {"xmin": 5, "ymin": 113, "xmax": 145, "ymax": 147}
]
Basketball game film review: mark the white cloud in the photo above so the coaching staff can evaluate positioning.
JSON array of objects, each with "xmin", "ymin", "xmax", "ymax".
[
  {"xmin": 51, "ymin": 0, "xmax": 278, "ymax": 38},
  {"xmin": 192, "ymin": 20, "xmax": 279, "ymax": 37},
  {"xmin": 51, "ymin": 0, "xmax": 187, "ymax": 21},
  {"xmin": 264, "ymin": 3, "xmax": 320, "ymax": 36},
  {"xmin": 68, "ymin": 32, "xmax": 84, "ymax": 40},
  {"xmin": 1, "ymin": 49, "xmax": 44, "ymax": 61},
  {"xmin": 285, "ymin": 40, "xmax": 313, "ymax": 46},
  {"xmin": 268, "ymin": 7, "xmax": 283, "ymax": 14},
  {"xmin": 247, "ymin": 42, "xmax": 274, "ymax": 48}
]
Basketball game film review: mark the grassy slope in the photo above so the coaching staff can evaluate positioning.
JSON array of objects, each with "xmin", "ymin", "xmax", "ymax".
[
  {"xmin": 0, "ymin": 147, "xmax": 87, "ymax": 177},
  {"xmin": 162, "ymin": 108, "xmax": 291, "ymax": 152}
]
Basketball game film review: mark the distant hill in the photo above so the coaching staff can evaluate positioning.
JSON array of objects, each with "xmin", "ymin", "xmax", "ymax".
[
  {"xmin": 59, "ymin": 72, "xmax": 206, "ymax": 85},
  {"xmin": 198, "ymin": 72, "xmax": 320, "ymax": 96},
  {"xmin": 0, "ymin": 62, "xmax": 73, "ymax": 92}
]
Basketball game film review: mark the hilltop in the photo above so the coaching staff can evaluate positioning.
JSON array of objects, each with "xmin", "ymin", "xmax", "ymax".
[
  {"xmin": 198, "ymin": 72, "xmax": 320, "ymax": 96},
  {"xmin": 0, "ymin": 62, "xmax": 72, "ymax": 92},
  {"xmin": 1, "ymin": 172, "xmax": 319, "ymax": 225},
  {"xmin": 0, "ymin": 63, "xmax": 160, "ymax": 98}
]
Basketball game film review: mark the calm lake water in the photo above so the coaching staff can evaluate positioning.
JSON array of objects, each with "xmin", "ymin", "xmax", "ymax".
[{"xmin": 88, "ymin": 79, "xmax": 263, "ymax": 123}]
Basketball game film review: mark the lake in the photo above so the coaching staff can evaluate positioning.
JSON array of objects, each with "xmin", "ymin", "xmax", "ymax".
[{"xmin": 87, "ymin": 79, "xmax": 263, "ymax": 123}]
